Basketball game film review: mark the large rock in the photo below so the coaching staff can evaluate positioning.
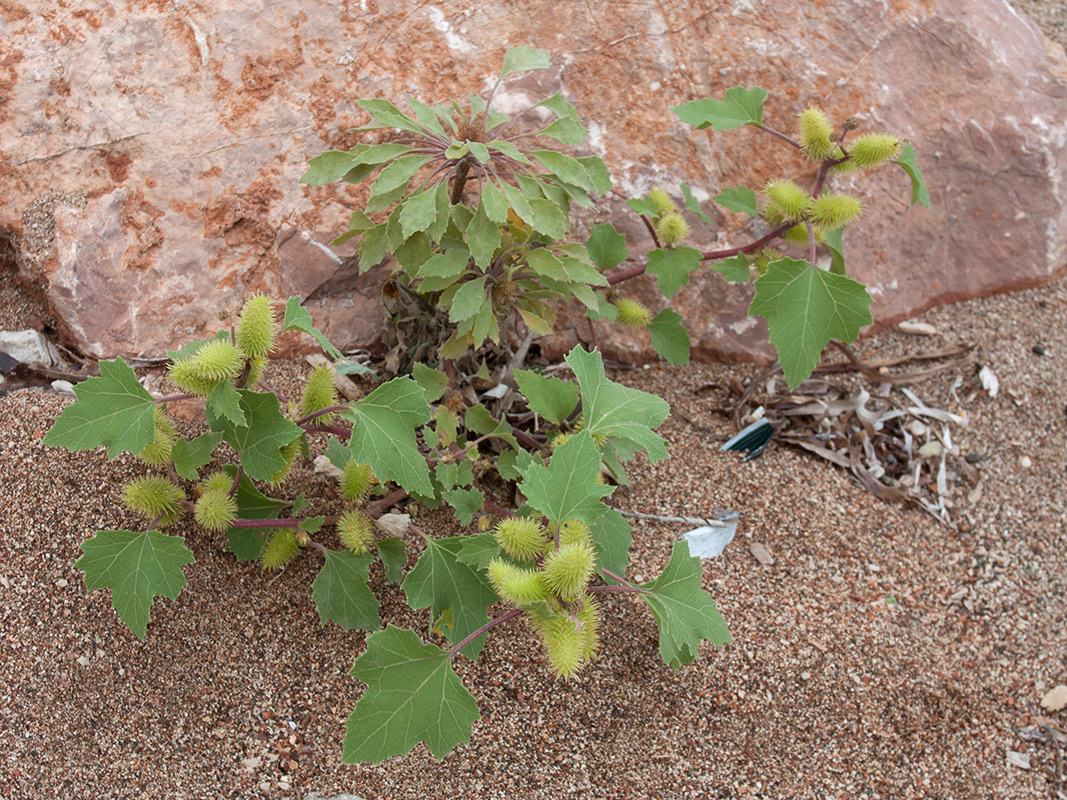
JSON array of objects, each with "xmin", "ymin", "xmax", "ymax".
[{"xmin": 1, "ymin": 0, "xmax": 1065, "ymax": 363}]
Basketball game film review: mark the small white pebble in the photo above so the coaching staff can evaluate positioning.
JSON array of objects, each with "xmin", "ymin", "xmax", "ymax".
[
  {"xmin": 76, "ymin": 656, "xmax": 90, "ymax": 667},
  {"xmin": 56, "ymin": 578, "xmax": 68, "ymax": 588},
  {"xmin": 801, "ymin": 671, "xmax": 811, "ymax": 681},
  {"xmin": 1019, "ymin": 455, "xmax": 1032, "ymax": 468}
]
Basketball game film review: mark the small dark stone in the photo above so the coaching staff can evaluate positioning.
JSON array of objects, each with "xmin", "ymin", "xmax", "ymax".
[
  {"xmin": 965, "ymin": 452, "xmax": 983, "ymax": 463},
  {"xmin": 1032, "ymin": 344, "xmax": 1046, "ymax": 356}
]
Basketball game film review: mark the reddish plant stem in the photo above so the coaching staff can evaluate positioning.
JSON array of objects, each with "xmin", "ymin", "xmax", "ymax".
[
  {"xmin": 227, "ymin": 515, "xmax": 343, "ymax": 529},
  {"xmin": 295, "ymin": 405, "xmax": 351, "ymax": 426},
  {"xmin": 450, "ymin": 157, "xmax": 473, "ymax": 204},
  {"xmin": 227, "ymin": 465, "xmax": 243, "ymax": 499},
  {"xmin": 154, "ymin": 393, "xmax": 196, "ymax": 404},
  {"xmin": 755, "ymin": 123, "xmax": 802, "ymax": 150},
  {"xmin": 300, "ymin": 422, "xmax": 353, "ymax": 439},
  {"xmin": 366, "ymin": 488, "xmax": 408, "ymax": 518},
  {"xmin": 639, "ymin": 214, "xmax": 663, "ymax": 249},
  {"xmin": 448, "ymin": 608, "xmax": 524, "ymax": 658},
  {"xmin": 588, "ymin": 584, "xmax": 648, "ymax": 594}
]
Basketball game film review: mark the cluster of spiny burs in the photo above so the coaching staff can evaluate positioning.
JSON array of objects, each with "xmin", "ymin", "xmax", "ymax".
[
  {"xmin": 486, "ymin": 517, "xmax": 601, "ymax": 679},
  {"xmin": 121, "ymin": 295, "xmax": 380, "ymax": 571},
  {"xmin": 757, "ymin": 107, "xmax": 903, "ymax": 268}
]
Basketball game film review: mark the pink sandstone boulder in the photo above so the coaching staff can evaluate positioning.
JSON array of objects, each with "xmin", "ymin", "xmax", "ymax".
[{"xmin": 1, "ymin": 0, "xmax": 1065, "ymax": 364}]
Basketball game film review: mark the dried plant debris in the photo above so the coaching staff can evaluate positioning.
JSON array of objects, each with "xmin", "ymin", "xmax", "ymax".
[{"xmin": 724, "ymin": 342, "xmax": 983, "ymax": 525}]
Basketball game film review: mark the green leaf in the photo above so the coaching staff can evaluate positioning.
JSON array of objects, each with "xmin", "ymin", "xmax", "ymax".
[
  {"xmin": 575, "ymin": 157, "xmax": 612, "ymax": 194},
  {"xmin": 44, "ymin": 358, "xmax": 157, "ymax": 459},
  {"xmin": 648, "ymin": 308, "xmax": 691, "ymax": 366},
  {"xmin": 712, "ymin": 186, "xmax": 759, "ymax": 217},
  {"xmin": 312, "ymin": 550, "xmax": 379, "ymax": 631},
  {"xmin": 453, "ymin": 533, "xmax": 502, "ymax": 570},
  {"xmin": 514, "ymin": 369, "xmax": 578, "ymax": 425},
  {"xmin": 343, "ymin": 625, "xmax": 479, "ymax": 763},
  {"xmin": 400, "ymin": 185, "xmax": 440, "ymax": 239},
  {"xmin": 528, "ymin": 198, "xmax": 569, "ymax": 239},
  {"xmin": 205, "ymin": 390, "xmax": 303, "ymax": 482},
  {"xmin": 640, "ymin": 540, "xmax": 731, "ymax": 669},
  {"xmin": 646, "ymin": 246, "xmax": 704, "ymax": 298},
  {"xmin": 369, "ymin": 154, "xmax": 432, "ymax": 203},
  {"xmin": 377, "ymin": 538, "xmax": 408, "ymax": 584},
  {"xmin": 500, "ymin": 46, "xmax": 551, "ymax": 77},
  {"xmin": 222, "ymin": 466, "xmax": 289, "ymax": 560},
  {"xmin": 355, "ymin": 98, "xmax": 428, "ymax": 135},
  {"xmin": 485, "ymin": 140, "xmax": 533, "ymax": 166},
  {"xmin": 468, "ymin": 141, "xmax": 491, "ymax": 163},
  {"xmin": 626, "ymin": 196, "xmax": 661, "ymax": 217},
  {"xmin": 530, "ymin": 150, "xmax": 595, "ymax": 191},
  {"xmin": 417, "ymin": 247, "xmax": 471, "ymax": 282},
  {"xmin": 170, "ymin": 432, "xmax": 223, "ymax": 481},
  {"xmin": 402, "ymin": 536, "xmax": 498, "ymax": 660},
  {"xmin": 443, "ymin": 488, "xmax": 485, "ymax": 526},
  {"xmin": 76, "ymin": 529, "xmax": 194, "ymax": 640},
  {"xmin": 449, "ymin": 276, "xmax": 488, "ymax": 323},
  {"xmin": 281, "ymin": 297, "xmax": 345, "ymax": 361},
  {"xmin": 825, "ymin": 227, "xmax": 846, "ymax": 275},
  {"xmin": 680, "ymin": 183, "xmax": 712, "ymax": 224},
  {"xmin": 709, "ymin": 254, "xmax": 752, "ymax": 282},
  {"xmin": 479, "ymin": 180, "xmax": 509, "ymax": 223},
  {"xmin": 206, "ymin": 381, "xmax": 246, "ymax": 427},
  {"xmin": 534, "ymin": 116, "xmax": 589, "ymax": 145},
  {"xmin": 344, "ymin": 377, "xmax": 433, "ymax": 496},
  {"xmin": 749, "ymin": 257, "xmax": 873, "ymax": 389},
  {"xmin": 356, "ymin": 224, "xmax": 388, "ymax": 271},
  {"xmin": 406, "ymin": 95, "xmax": 448, "ymax": 138},
  {"xmin": 566, "ymin": 346, "xmax": 670, "ymax": 461},
  {"xmin": 672, "ymin": 86, "xmax": 767, "ymax": 130},
  {"xmin": 394, "ymin": 231, "xmax": 432, "ymax": 272},
  {"xmin": 300, "ymin": 150, "xmax": 364, "ymax": 186},
  {"xmin": 464, "ymin": 404, "xmax": 518, "ymax": 449},
  {"xmin": 587, "ymin": 504, "xmax": 633, "ymax": 579},
  {"xmin": 585, "ymin": 222, "xmax": 629, "ymax": 271},
  {"xmin": 465, "ymin": 201, "xmax": 501, "ymax": 268},
  {"xmin": 412, "ymin": 362, "xmax": 448, "ymax": 403},
  {"xmin": 518, "ymin": 431, "xmax": 613, "ymax": 526},
  {"xmin": 894, "ymin": 143, "xmax": 931, "ymax": 209}
]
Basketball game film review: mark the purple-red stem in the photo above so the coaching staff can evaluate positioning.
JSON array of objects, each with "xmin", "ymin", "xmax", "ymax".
[{"xmin": 448, "ymin": 608, "xmax": 524, "ymax": 658}]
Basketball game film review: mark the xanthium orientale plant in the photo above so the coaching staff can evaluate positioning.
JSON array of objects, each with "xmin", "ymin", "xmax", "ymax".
[{"xmin": 45, "ymin": 48, "xmax": 927, "ymax": 763}]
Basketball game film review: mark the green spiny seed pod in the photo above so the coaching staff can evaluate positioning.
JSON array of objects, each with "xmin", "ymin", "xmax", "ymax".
[
  {"xmin": 798, "ymin": 106, "xmax": 835, "ymax": 160},
  {"xmin": 655, "ymin": 212, "xmax": 690, "ymax": 247},
  {"xmin": 201, "ymin": 471, "xmax": 233, "ymax": 494},
  {"xmin": 782, "ymin": 223, "xmax": 826, "ymax": 245},
  {"xmin": 494, "ymin": 517, "xmax": 549, "ymax": 562},
  {"xmin": 808, "ymin": 193, "xmax": 863, "ymax": 230},
  {"xmin": 752, "ymin": 248, "xmax": 783, "ymax": 276},
  {"xmin": 194, "ymin": 488, "xmax": 238, "ymax": 533},
  {"xmin": 559, "ymin": 519, "xmax": 592, "ymax": 548},
  {"xmin": 615, "ymin": 297, "xmax": 652, "ymax": 328},
  {"xmin": 540, "ymin": 541, "xmax": 595, "ymax": 601},
  {"xmin": 648, "ymin": 188, "xmax": 677, "ymax": 217},
  {"xmin": 487, "ymin": 558, "xmax": 549, "ymax": 606},
  {"xmin": 235, "ymin": 294, "xmax": 277, "ymax": 359},
  {"xmin": 337, "ymin": 509, "xmax": 375, "ymax": 555},
  {"xmin": 246, "ymin": 356, "xmax": 267, "ymax": 388},
  {"xmin": 339, "ymin": 460, "xmax": 375, "ymax": 505},
  {"xmin": 531, "ymin": 610, "xmax": 587, "ymax": 679},
  {"xmin": 847, "ymin": 133, "xmax": 902, "ymax": 170},
  {"xmin": 123, "ymin": 476, "xmax": 184, "ymax": 520},
  {"xmin": 169, "ymin": 358, "xmax": 218, "ymax": 397},
  {"xmin": 571, "ymin": 417, "xmax": 608, "ymax": 450},
  {"xmin": 577, "ymin": 596, "xmax": 601, "ymax": 661},
  {"xmin": 764, "ymin": 180, "xmax": 811, "ymax": 221},
  {"xmin": 261, "ymin": 529, "xmax": 301, "ymax": 571},
  {"xmin": 137, "ymin": 407, "xmax": 178, "ymax": 467},
  {"xmin": 549, "ymin": 432, "xmax": 573, "ymax": 452},
  {"xmin": 269, "ymin": 436, "xmax": 304, "ymax": 487},
  {"xmin": 188, "ymin": 339, "xmax": 244, "ymax": 384},
  {"xmin": 299, "ymin": 364, "xmax": 338, "ymax": 422}
]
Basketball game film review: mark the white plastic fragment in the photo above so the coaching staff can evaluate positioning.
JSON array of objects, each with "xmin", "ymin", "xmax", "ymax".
[
  {"xmin": 482, "ymin": 383, "xmax": 509, "ymax": 399},
  {"xmin": 897, "ymin": 320, "xmax": 938, "ymax": 335},
  {"xmin": 1006, "ymin": 751, "xmax": 1031, "ymax": 769},
  {"xmin": 681, "ymin": 510, "xmax": 739, "ymax": 558}
]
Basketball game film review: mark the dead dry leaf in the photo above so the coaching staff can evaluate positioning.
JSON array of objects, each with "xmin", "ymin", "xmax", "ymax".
[{"xmin": 1041, "ymin": 685, "xmax": 1067, "ymax": 712}]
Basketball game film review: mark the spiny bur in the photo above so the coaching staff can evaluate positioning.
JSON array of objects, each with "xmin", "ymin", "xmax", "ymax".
[
  {"xmin": 764, "ymin": 180, "xmax": 810, "ymax": 221},
  {"xmin": 559, "ymin": 519, "xmax": 592, "ymax": 548},
  {"xmin": 783, "ymin": 223, "xmax": 825, "ymax": 245},
  {"xmin": 201, "ymin": 471, "xmax": 233, "ymax": 494},
  {"xmin": 648, "ymin": 188, "xmax": 677, "ymax": 217},
  {"xmin": 494, "ymin": 517, "xmax": 549, "ymax": 562},
  {"xmin": 246, "ymin": 356, "xmax": 267, "ymax": 389},
  {"xmin": 194, "ymin": 488, "xmax": 238, "ymax": 533},
  {"xmin": 123, "ymin": 476, "xmax": 184, "ymax": 522},
  {"xmin": 846, "ymin": 133, "xmax": 902, "ymax": 171},
  {"xmin": 798, "ymin": 106, "xmax": 835, "ymax": 160},
  {"xmin": 339, "ymin": 461, "xmax": 375, "ymax": 505},
  {"xmin": 269, "ymin": 436, "xmax": 304, "ymax": 487},
  {"xmin": 261, "ymin": 530, "xmax": 301, "ymax": 571},
  {"xmin": 299, "ymin": 364, "xmax": 338, "ymax": 422},
  {"xmin": 614, "ymin": 297, "xmax": 652, "ymax": 328},
  {"xmin": 540, "ymin": 541, "xmax": 595, "ymax": 602},
  {"xmin": 137, "ymin": 407, "xmax": 177, "ymax": 467},
  {"xmin": 753, "ymin": 247, "xmax": 784, "ymax": 276},
  {"xmin": 808, "ymin": 193, "xmax": 863, "ymax": 229},
  {"xmin": 655, "ymin": 212, "xmax": 690, "ymax": 247},
  {"xmin": 487, "ymin": 558, "xmax": 549, "ymax": 606},
  {"xmin": 170, "ymin": 340, "xmax": 243, "ymax": 396},
  {"xmin": 337, "ymin": 510, "xmax": 375, "ymax": 555},
  {"xmin": 235, "ymin": 294, "xmax": 277, "ymax": 358}
]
